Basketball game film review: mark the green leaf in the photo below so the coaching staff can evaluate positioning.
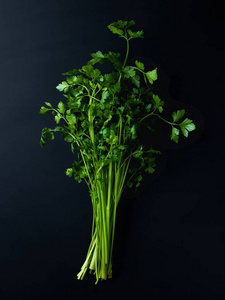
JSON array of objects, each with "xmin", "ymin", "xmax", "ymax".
[
  {"xmin": 158, "ymin": 106, "xmax": 163, "ymax": 113},
  {"xmin": 97, "ymin": 145, "xmax": 108, "ymax": 151},
  {"xmin": 127, "ymin": 181, "xmax": 133, "ymax": 188},
  {"xmin": 39, "ymin": 106, "xmax": 49, "ymax": 114},
  {"xmin": 137, "ymin": 174, "xmax": 143, "ymax": 182},
  {"xmin": 172, "ymin": 109, "xmax": 185, "ymax": 123},
  {"xmin": 56, "ymin": 81, "xmax": 68, "ymax": 92},
  {"xmin": 153, "ymin": 94, "xmax": 164, "ymax": 111},
  {"xmin": 62, "ymin": 69, "xmax": 80, "ymax": 76},
  {"xmin": 135, "ymin": 174, "xmax": 143, "ymax": 188},
  {"xmin": 126, "ymin": 20, "xmax": 136, "ymax": 28},
  {"xmin": 113, "ymin": 82, "xmax": 121, "ymax": 93},
  {"xmin": 102, "ymin": 128, "xmax": 110, "ymax": 139},
  {"xmin": 127, "ymin": 29, "xmax": 144, "ymax": 39},
  {"xmin": 54, "ymin": 126, "xmax": 65, "ymax": 132},
  {"xmin": 66, "ymin": 114, "xmax": 77, "ymax": 126},
  {"xmin": 67, "ymin": 75, "xmax": 83, "ymax": 86},
  {"xmin": 43, "ymin": 128, "xmax": 54, "ymax": 139},
  {"xmin": 90, "ymin": 50, "xmax": 105, "ymax": 61},
  {"xmin": 81, "ymin": 120, "xmax": 89, "ymax": 129},
  {"xmin": 40, "ymin": 128, "xmax": 55, "ymax": 148},
  {"xmin": 109, "ymin": 149, "xmax": 120, "ymax": 162},
  {"xmin": 107, "ymin": 24, "xmax": 124, "ymax": 37},
  {"xmin": 132, "ymin": 88, "xmax": 139, "ymax": 94},
  {"xmin": 131, "ymin": 75, "xmax": 140, "ymax": 87},
  {"xmin": 58, "ymin": 101, "xmax": 66, "ymax": 114},
  {"xmin": 104, "ymin": 52, "xmax": 122, "ymax": 70},
  {"xmin": 91, "ymin": 68, "xmax": 101, "ymax": 79},
  {"xmin": 65, "ymin": 168, "xmax": 73, "ymax": 177},
  {"xmin": 171, "ymin": 126, "xmax": 180, "ymax": 143},
  {"xmin": 62, "ymin": 132, "xmax": 74, "ymax": 143},
  {"xmin": 88, "ymin": 53, "xmax": 104, "ymax": 65},
  {"xmin": 131, "ymin": 124, "xmax": 138, "ymax": 139},
  {"xmin": 118, "ymin": 106, "xmax": 124, "ymax": 113},
  {"xmin": 133, "ymin": 149, "xmax": 143, "ymax": 158},
  {"xmin": 179, "ymin": 118, "xmax": 196, "ymax": 137},
  {"xmin": 55, "ymin": 114, "xmax": 61, "ymax": 124},
  {"xmin": 180, "ymin": 127, "xmax": 188, "ymax": 137},
  {"xmin": 123, "ymin": 66, "xmax": 136, "ymax": 78},
  {"xmin": 145, "ymin": 165, "xmax": 155, "ymax": 174},
  {"xmin": 145, "ymin": 104, "xmax": 152, "ymax": 112},
  {"xmin": 135, "ymin": 60, "xmax": 144, "ymax": 70},
  {"xmin": 45, "ymin": 102, "xmax": 52, "ymax": 107},
  {"xmin": 67, "ymin": 76, "xmax": 78, "ymax": 84},
  {"xmin": 109, "ymin": 20, "xmax": 126, "ymax": 29},
  {"xmin": 106, "ymin": 134, "xmax": 118, "ymax": 145},
  {"xmin": 180, "ymin": 118, "xmax": 195, "ymax": 129},
  {"xmin": 101, "ymin": 89, "xmax": 109, "ymax": 102},
  {"xmin": 118, "ymin": 145, "xmax": 127, "ymax": 150},
  {"xmin": 185, "ymin": 123, "xmax": 196, "ymax": 131},
  {"xmin": 108, "ymin": 20, "xmax": 135, "ymax": 30},
  {"xmin": 40, "ymin": 137, "xmax": 46, "ymax": 148},
  {"xmin": 111, "ymin": 155, "xmax": 119, "ymax": 163},
  {"xmin": 146, "ymin": 68, "xmax": 157, "ymax": 84},
  {"xmin": 82, "ymin": 64, "xmax": 94, "ymax": 76}
]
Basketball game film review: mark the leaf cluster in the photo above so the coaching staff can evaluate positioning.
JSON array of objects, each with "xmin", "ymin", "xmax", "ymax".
[
  {"xmin": 39, "ymin": 20, "xmax": 196, "ymax": 190},
  {"xmin": 107, "ymin": 20, "xmax": 144, "ymax": 40}
]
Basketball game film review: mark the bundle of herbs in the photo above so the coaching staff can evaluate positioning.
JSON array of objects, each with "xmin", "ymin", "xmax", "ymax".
[{"xmin": 39, "ymin": 20, "xmax": 196, "ymax": 284}]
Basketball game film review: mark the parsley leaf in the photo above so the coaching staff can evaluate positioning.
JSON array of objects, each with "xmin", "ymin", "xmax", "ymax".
[
  {"xmin": 172, "ymin": 109, "xmax": 185, "ymax": 122},
  {"xmin": 179, "ymin": 118, "xmax": 196, "ymax": 137},
  {"xmin": 107, "ymin": 24, "xmax": 124, "ymax": 37},
  {"xmin": 171, "ymin": 126, "xmax": 180, "ymax": 143},
  {"xmin": 56, "ymin": 81, "xmax": 68, "ymax": 92},
  {"xmin": 146, "ymin": 68, "xmax": 157, "ymax": 84},
  {"xmin": 135, "ymin": 60, "xmax": 145, "ymax": 71}
]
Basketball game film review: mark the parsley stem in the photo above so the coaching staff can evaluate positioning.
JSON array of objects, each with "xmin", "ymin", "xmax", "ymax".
[
  {"xmin": 140, "ymin": 111, "xmax": 176, "ymax": 127},
  {"xmin": 152, "ymin": 113, "xmax": 175, "ymax": 126},
  {"xmin": 123, "ymin": 38, "xmax": 130, "ymax": 68}
]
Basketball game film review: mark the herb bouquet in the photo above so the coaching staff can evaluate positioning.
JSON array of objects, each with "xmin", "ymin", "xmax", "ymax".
[{"xmin": 39, "ymin": 20, "xmax": 196, "ymax": 284}]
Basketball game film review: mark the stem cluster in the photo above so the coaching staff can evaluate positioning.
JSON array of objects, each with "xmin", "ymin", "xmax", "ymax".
[{"xmin": 77, "ymin": 158, "xmax": 130, "ymax": 283}]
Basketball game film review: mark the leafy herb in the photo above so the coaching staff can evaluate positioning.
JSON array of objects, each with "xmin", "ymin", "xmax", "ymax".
[{"xmin": 39, "ymin": 20, "xmax": 196, "ymax": 284}]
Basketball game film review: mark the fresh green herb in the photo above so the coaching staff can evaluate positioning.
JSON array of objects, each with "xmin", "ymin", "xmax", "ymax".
[{"xmin": 39, "ymin": 20, "xmax": 196, "ymax": 284}]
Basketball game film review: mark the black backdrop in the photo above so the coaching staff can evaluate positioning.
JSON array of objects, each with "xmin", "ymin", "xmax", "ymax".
[{"xmin": 1, "ymin": 0, "xmax": 225, "ymax": 299}]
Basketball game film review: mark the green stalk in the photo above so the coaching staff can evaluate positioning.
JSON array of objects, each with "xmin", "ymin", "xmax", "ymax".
[
  {"xmin": 109, "ymin": 199, "xmax": 117, "ymax": 271},
  {"xmin": 77, "ymin": 230, "xmax": 96, "ymax": 280},
  {"xmin": 106, "ymin": 162, "xmax": 113, "ymax": 276},
  {"xmin": 107, "ymin": 162, "xmax": 113, "ymax": 208},
  {"xmin": 77, "ymin": 157, "xmax": 129, "ymax": 282},
  {"xmin": 123, "ymin": 37, "xmax": 130, "ymax": 68},
  {"xmin": 100, "ymin": 170, "xmax": 108, "ymax": 264}
]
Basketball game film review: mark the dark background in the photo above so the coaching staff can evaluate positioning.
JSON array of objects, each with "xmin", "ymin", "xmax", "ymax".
[{"xmin": 0, "ymin": 0, "xmax": 224, "ymax": 299}]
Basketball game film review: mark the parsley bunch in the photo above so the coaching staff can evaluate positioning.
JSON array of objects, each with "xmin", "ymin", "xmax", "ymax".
[{"xmin": 39, "ymin": 20, "xmax": 196, "ymax": 283}]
